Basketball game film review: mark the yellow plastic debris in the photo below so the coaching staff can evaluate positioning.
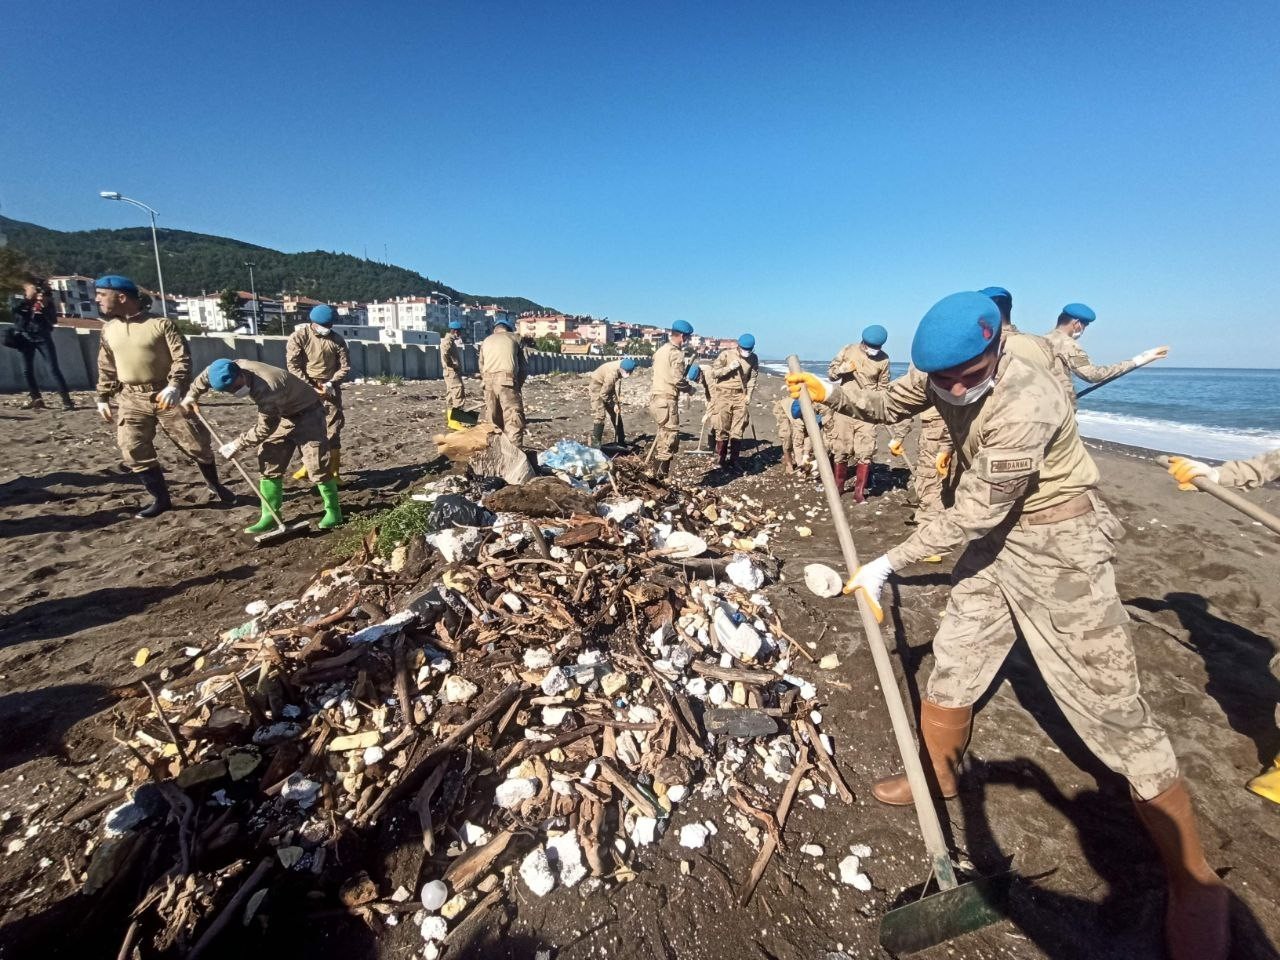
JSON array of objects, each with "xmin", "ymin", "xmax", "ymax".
[{"xmin": 133, "ymin": 647, "xmax": 151, "ymax": 668}]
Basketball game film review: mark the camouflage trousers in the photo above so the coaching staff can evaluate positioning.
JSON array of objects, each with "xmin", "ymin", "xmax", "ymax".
[
  {"xmin": 649, "ymin": 396, "xmax": 680, "ymax": 463},
  {"xmin": 590, "ymin": 390, "xmax": 621, "ymax": 431},
  {"xmin": 822, "ymin": 411, "xmax": 857, "ymax": 464},
  {"xmin": 913, "ymin": 417, "xmax": 949, "ymax": 524},
  {"xmin": 776, "ymin": 415, "xmax": 810, "ymax": 466},
  {"xmin": 115, "ymin": 385, "xmax": 214, "ymax": 472},
  {"xmin": 926, "ymin": 493, "xmax": 1179, "ymax": 800},
  {"xmin": 443, "ymin": 368, "xmax": 465, "ymax": 409},
  {"xmin": 256, "ymin": 405, "xmax": 329, "ymax": 482},
  {"xmin": 711, "ymin": 391, "xmax": 750, "ymax": 440},
  {"xmin": 484, "ymin": 380, "xmax": 525, "ymax": 449},
  {"xmin": 849, "ymin": 418, "xmax": 877, "ymax": 464},
  {"xmin": 321, "ymin": 387, "xmax": 344, "ymax": 449}
]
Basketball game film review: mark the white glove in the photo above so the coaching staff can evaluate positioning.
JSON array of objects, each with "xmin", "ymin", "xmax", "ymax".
[
  {"xmin": 843, "ymin": 554, "xmax": 895, "ymax": 623},
  {"xmin": 323, "ymin": 381, "xmax": 337, "ymax": 398},
  {"xmin": 155, "ymin": 385, "xmax": 181, "ymax": 410},
  {"xmin": 218, "ymin": 439, "xmax": 243, "ymax": 459},
  {"xmin": 1132, "ymin": 346, "xmax": 1169, "ymax": 366},
  {"xmin": 96, "ymin": 401, "xmax": 112, "ymax": 422},
  {"xmin": 180, "ymin": 395, "xmax": 198, "ymax": 411}
]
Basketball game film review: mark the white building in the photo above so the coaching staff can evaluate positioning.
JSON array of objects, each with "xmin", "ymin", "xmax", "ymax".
[
  {"xmin": 365, "ymin": 295, "xmax": 461, "ymax": 333},
  {"xmin": 332, "ymin": 324, "xmax": 382, "ymax": 342},
  {"xmin": 181, "ymin": 292, "xmax": 282, "ymax": 333},
  {"xmin": 48, "ymin": 275, "xmax": 98, "ymax": 319}
]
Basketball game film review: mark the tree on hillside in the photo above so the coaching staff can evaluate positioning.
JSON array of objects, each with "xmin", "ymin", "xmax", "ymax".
[
  {"xmin": 0, "ymin": 247, "xmax": 30, "ymax": 323},
  {"xmin": 217, "ymin": 289, "xmax": 241, "ymax": 330}
]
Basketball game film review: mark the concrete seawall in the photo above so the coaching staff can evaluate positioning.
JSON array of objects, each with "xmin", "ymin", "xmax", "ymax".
[{"xmin": 0, "ymin": 326, "xmax": 630, "ymax": 394}]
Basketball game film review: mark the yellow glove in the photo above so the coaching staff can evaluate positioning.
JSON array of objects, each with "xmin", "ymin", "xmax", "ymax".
[
  {"xmin": 785, "ymin": 372, "xmax": 826, "ymax": 404},
  {"xmin": 888, "ymin": 439, "xmax": 905, "ymax": 458},
  {"xmin": 1167, "ymin": 455, "xmax": 1218, "ymax": 491},
  {"xmin": 935, "ymin": 449, "xmax": 952, "ymax": 477}
]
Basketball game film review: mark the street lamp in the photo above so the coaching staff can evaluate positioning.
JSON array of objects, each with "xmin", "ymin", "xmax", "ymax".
[
  {"xmin": 431, "ymin": 290, "xmax": 456, "ymax": 334},
  {"xmin": 99, "ymin": 191, "xmax": 168, "ymax": 318},
  {"xmin": 244, "ymin": 261, "xmax": 260, "ymax": 335}
]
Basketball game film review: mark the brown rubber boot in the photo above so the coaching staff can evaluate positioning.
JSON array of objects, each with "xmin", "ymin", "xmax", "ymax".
[
  {"xmin": 852, "ymin": 461, "xmax": 871, "ymax": 503},
  {"xmin": 872, "ymin": 701, "xmax": 972, "ymax": 806},
  {"xmin": 716, "ymin": 438, "xmax": 728, "ymax": 467},
  {"xmin": 728, "ymin": 438, "xmax": 741, "ymax": 467},
  {"xmin": 833, "ymin": 459, "xmax": 849, "ymax": 494},
  {"xmin": 1132, "ymin": 778, "xmax": 1229, "ymax": 960}
]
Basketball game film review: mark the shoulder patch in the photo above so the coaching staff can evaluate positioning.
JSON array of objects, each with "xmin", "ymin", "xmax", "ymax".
[{"xmin": 990, "ymin": 457, "xmax": 1033, "ymax": 473}]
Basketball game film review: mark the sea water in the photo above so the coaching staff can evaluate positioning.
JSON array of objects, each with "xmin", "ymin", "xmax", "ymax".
[{"xmin": 762, "ymin": 361, "xmax": 1280, "ymax": 462}]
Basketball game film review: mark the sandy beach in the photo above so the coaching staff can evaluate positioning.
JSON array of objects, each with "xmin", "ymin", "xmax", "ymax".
[{"xmin": 1, "ymin": 370, "xmax": 1277, "ymax": 960}]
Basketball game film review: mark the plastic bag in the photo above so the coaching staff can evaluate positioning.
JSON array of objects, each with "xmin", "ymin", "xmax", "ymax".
[{"xmin": 537, "ymin": 439, "xmax": 611, "ymax": 480}]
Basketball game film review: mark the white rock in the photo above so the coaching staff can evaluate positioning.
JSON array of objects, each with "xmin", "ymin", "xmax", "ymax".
[
  {"xmin": 495, "ymin": 778, "xmax": 538, "ymax": 809},
  {"xmin": 420, "ymin": 880, "xmax": 448, "ymax": 911},
  {"xmin": 442, "ymin": 675, "xmax": 479, "ymax": 704},
  {"xmin": 678, "ymin": 823, "xmax": 709, "ymax": 849},
  {"xmin": 363, "ymin": 745, "xmax": 385, "ymax": 766},
  {"xmin": 420, "ymin": 914, "xmax": 448, "ymax": 942},
  {"xmin": 661, "ymin": 530, "xmax": 707, "ymax": 559},
  {"xmin": 685, "ymin": 677, "xmax": 709, "ymax": 697},
  {"xmin": 708, "ymin": 683, "xmax": 728, "ymax": 705},
  {"xmin": 349, "ymin": 610, "xmax": 417, "ymax": 645},
  {"xmin": 726, "ymin": 553, "xmax": 764, "ymax": 590},
  {"xmin": 541, "ymin": 706, "xmax": 571, "ymax": 726},
  {"xmin": 545, "ymin": 832, "xmax": 587, "ymax": 888},
  {"xmin": 390, "ymin": 885, "xmax": 411, "ymax": 903},
  {"xmin": 523, "ymin": 648, "xmax": 554, "ymax": 670},
  {"xmin": 280, "ymin": 773, "xmax": 321, "ymax": 808},
  {"xmin": 500, "ymin": 592, "xmax": 523, "ymax": 612},
  {"xmin": 849, "ymin": 843, "xmax": 872, "ymax": 858},
  {"xmin": 839, "ymin": 855, "xmax": 872, "ymax": 890},
  {"xmin": 630, "ymin": 816, "xmax": 658, "ymax": 846},
  {"xmin": 245, "ymin": 600, "xmax": 269, "ymax": 616},
  {"xmin": 461, "ymin": 821, "xmax": 489, "ymax": 845},
  {"xmin": 808, "ymin": 794, "xmax": 827, "ymax": 809},
  {"xmin": 540, "ymin": 668, "xmax": 570, "ymax": 697},
  {"xmin": 424, "ymin": 942, "xmax": 441, "ymax": 960},
  {"xmin": 519, "ymin": 846, "xmax": 556, "ymax": 896},
  {"xmin": 800, "ymin": 843, "xmax": 825, "ymax": 857},
  {"xmin": 666, "ymin": 784, "xmax": 688, "ymax": 803},
  {"xmin": 803, "ymin": 564, "xmax": 843, "ymax": 598}
]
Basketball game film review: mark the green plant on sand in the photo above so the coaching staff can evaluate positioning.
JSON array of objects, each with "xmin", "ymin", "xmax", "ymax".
[{"xmin": 331, "ymin": 496, "xmax": 433, "ymax": 559}]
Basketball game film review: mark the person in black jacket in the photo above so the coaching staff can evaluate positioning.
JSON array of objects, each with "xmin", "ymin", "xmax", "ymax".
[{"xmin": 6, "ymin": 276, "xmax": 73, "ymax": 409}]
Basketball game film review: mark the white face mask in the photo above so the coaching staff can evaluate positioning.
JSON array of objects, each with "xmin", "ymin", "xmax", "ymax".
[
  {"xmin": 233, "ymin": 385, "xmax": 251, "ymax": 398},
  {"xmin": 864, "ymin": 345, "xmax": 883, "ymax": 358},
  {"xmin": 313, "ymin": 324, "xmax": 332, "ymax": 337},
  {"xmin": 930, "ymin": 375, "xmax": 995, "ymax": 407},
  {"xmin": 1070, "ymin": 326, "xmax": 1084, "ymax": 340},
  {"xmin": 738, "ymin": 347, "xmax": 751, "ymax": 358}
]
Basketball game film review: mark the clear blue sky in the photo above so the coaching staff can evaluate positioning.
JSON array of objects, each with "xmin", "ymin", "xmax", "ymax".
[{"xmin": 3, "ymin": 0, "xmax": 1278, "ymax": 366}]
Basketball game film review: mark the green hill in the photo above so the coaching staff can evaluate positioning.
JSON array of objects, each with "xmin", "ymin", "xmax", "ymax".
[{"xmin": 0, "ymin": 215, "xmax": 547, "ymax": 313}]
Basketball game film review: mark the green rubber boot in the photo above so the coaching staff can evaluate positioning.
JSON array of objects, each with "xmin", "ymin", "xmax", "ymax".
[
  {"xmin": 317, "ymin": 477, "xmax": 343, "ymax": 530},
  {"xmin": 590, "ymin": 422, "xmax": 604, "ymax": 448},
  {"xmin": 245, "ymin": 477, "xmax": 284, "ymax": 534}
]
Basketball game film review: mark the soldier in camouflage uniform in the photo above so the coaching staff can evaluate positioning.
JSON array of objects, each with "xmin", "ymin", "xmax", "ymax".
[
  {"xmin": 827, "ymin": 324, "xmax": 892, "ymax": 501},
  {"xmin": 788, "ymin": 291, "xmax": 1227, "ymax": 960},
  {"xmin": 708, "ymin": 333, "xmax": 759, "ymax": 468},
  {"xmin": 1043, "ymin": 302, "xmax": 1168, "ymax": 407},
  {"xmin": 773, "ymin": 391, "xmax": 810, "ymax": 474},
  {"xmin": 1167, "ymin": 447, "xmax": 1280, "ymax": 805}
]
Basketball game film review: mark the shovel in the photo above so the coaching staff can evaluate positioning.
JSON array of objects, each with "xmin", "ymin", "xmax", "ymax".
[
  {"xmin": 1156, "ymin": 455, "xmax": 1280, "ymax": 536},
  {"xmin": 786, "ymin": 356, "xmax": 1010, "ymax": 954},
  {"xmin": 190, "ymin": 406, "xmax": 312, "ymax": 545}
]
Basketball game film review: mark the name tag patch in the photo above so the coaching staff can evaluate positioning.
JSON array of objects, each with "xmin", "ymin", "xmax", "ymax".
[{"xmin": 990, "ymin": 458, "xmax": 1032, "ymax": 473}]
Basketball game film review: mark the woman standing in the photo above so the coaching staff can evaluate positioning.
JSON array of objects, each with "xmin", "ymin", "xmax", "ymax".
[{"xmin": 7, "ymin": 276, "xmax": 74, "ymax": 409}]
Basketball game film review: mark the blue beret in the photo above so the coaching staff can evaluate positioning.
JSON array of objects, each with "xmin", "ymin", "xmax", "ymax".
[
  {"xmin": 738, "ymin": 333, "xmax": 756, "ymax": 350},
  {"xmin": 620, "ymin": 357, "xmax": 638, "ymax": 372},
  {"xmin": 95, "ymin": 274, "xmax": 138, "ymax": 296},
  {"xmin": 979, "ymin": 286, "xmax": 1011, "ymax": 303},
  {"xmin": 448, "ymin": 319, "xmax": 463, "ymax": 330},
  {"xmin": 671, "ymin": 319, "xmax": 694, "ymax": 335},
  {"xmin": 206, "ymin": 358, "xmax": 241, "ymax": 392},
  {"xmin": 910, "ymin": 292, "xmax": 1001, "ymax": 372},
  {"xmin": 862, "ymin": 324, "xmax": 888, "ymax": 348},
  {"xmin": 494, "ymin": 317, "xmax": 515, "ymax": 330},
  {"xmin": 1062, "ymin": 302, "xmax": 1096, "ymax": 324},
  {"xmin": 687, "ymin": 363, "xmax": 701, "ymax": 382},
  {"xmin": 310, "ymin": 304, "xmax": 336, "ymax": 326}
]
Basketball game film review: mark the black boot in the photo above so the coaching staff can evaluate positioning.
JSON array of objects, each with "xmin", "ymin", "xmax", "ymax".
[
  {"xmin": 60, "ymin": 394, "xmax": 76, "ymax": 410},
  {"xmin": 198, "ymin": 461, "xmax": 235, "ymax": 505},
  {"xmin": 136, "ymin": 467, "xmax": 171, "ymax": 519},
  {"xmin": 590, "ymin": 423, "xmax": 604, "ymax": 448}
]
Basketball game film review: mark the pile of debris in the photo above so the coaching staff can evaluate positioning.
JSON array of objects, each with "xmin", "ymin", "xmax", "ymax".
[{"xmin": 39, "ymin": 451, "xmax": 855, "ymax": 958}]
